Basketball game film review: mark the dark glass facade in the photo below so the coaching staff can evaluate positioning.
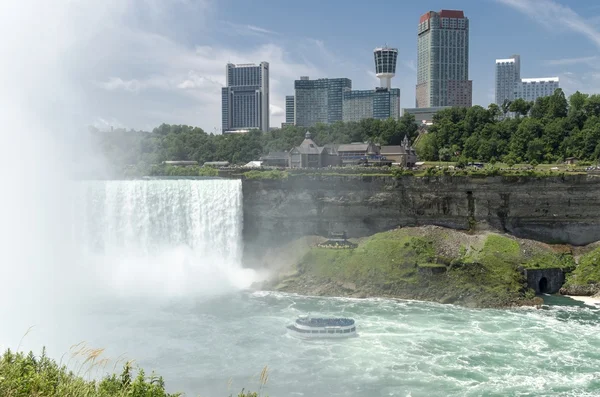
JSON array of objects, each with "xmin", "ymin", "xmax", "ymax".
[
  {"xmin": 294, "ymin": 78, "xmax": 351, "ymax": 127},
  {"xmin": 342, "ymin": 88, "xmax": 400, "ymax": 122},
  {"xmin": 285, "ymin": 95, "xmax": 295, "ymax": 124}
]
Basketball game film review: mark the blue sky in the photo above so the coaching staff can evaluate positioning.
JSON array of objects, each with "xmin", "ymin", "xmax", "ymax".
[{"xmin": 32, "ymin": 0, "xmax": 600, "ymax": 132}]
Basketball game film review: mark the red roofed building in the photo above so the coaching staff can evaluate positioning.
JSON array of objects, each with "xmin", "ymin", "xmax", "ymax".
[{"xmin": 416, "ymin": 10, "xmax": 472, "ymax": 109}]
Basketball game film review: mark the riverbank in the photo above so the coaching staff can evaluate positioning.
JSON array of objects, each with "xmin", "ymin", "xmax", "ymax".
[
  {"xmin": 255, "ymin": 226, "xmax": 600, "ymax": 309},
  {"xmin": 564, "ymin": 295, "xmax": 600, "ymax": 306}
]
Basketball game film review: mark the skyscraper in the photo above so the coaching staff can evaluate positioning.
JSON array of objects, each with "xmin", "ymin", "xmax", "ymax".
[
  {"xmin": 294, "ymin": 77, "xmax": 351, "ymax": 127},
  {"xmin": 495, "ymin": 55, "xmax": 559, "ymax": 106},
  {"xmin": 495, "ymin": 55, "xmax": 520, "ymax": 106},
  {"xmin": 416, "ymin": 10, "xmax": 472, "ymax": 108},
  {"xmin": 221, "ymin": 62, "xmax": 269, "ymax": 133},
  {"xmin": 285, "ymin": 95, "xmax": 295, "ymax": 124}
]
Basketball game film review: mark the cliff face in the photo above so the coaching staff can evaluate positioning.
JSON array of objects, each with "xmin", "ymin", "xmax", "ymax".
[{"xmin": 242, "ymin": 175, "xmax": 600, "ymax": 264}]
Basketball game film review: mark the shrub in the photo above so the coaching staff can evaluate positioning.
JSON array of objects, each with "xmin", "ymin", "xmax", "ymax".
[
  {"xmin": 244, "ymin": 170, "xmax": 288, "ymax": 180},
  {"xmin": 0, "ymin": 346, "xmax": 268, "ymax": 397}
]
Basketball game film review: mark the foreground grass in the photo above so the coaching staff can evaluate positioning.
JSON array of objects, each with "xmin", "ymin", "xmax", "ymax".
[
  {"xmin": 291, "ymin": 229, "xmax": 574, "ymax": 307},
  {"xmin": 0, "ymin": 346, "xmax": 266, "ymax": 397}
]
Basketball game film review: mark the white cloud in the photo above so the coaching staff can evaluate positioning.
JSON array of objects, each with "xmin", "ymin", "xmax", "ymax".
[
  {"xmin": 497, "ymin": 0, "xmax": 600, "ymax": 48},
  {"xmin": 543, "ymin": 56, "xmax": 600, "ymax": 67},
  {"xmin": 270, "ymin": 104, "xmax": 284, "ymax": 117},
  {"xmin": 221, "ymin": 22, "xmax": 279, "ymax": 37},
  {"xmin": 402, "ymin": 60, "xmax": 417, "ymax": 73},
  {"xmin": 246, "ymin": 25, "xmax": 278, "ymax": 35},
  {"xmin": 499, "ymin": 0, "xmax": 600, "ymax": 97},
  {"xmin": 73, "ymin": 4, "xmax": 338, "ymax": 131}
]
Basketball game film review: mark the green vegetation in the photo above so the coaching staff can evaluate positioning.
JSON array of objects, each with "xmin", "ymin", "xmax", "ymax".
[
  {"xmin": 243, "ymin": 170, "xmax": 288, "ymax": 180},
  {"xmin": 144, "ymin": 164, "xmax": 220, "ymax": 177},
  {"xmin": 90, "ymin": 115, "xmax": 419, "ymax": 177},
  {"xmin": 0, "ymin": 346, "xmax": 267, "ymax": 397},
  {"xmin": 90, "ymin": 89, "xmax": 600, "ymax": 177},
  {"xmin": 0, "ymin": 346, "xmax": 181, "ymax": 397},
  {"xmin": 287, "ymin": 229, "xmax": 577, "ymax": 307},
  {"xmin": 418, "ymin": 89, "xmax": 600, "ymax": 165},
  {"xmin": 565, "ymin": 247, "xmax": 600, "ymax": 287},
  {"xmin": 300, "ymin": 230, "xmax": 436, "ymax": 287}
]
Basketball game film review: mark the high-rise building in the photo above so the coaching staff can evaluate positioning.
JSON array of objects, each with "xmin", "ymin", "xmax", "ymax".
[
  {"xmin": 517, "ymin": 78, "xmax": 560, "ymax": 103},
  {"xmin": 342, "ymin": 88, "xmax": 401, "ymax": 122},
  {"xmin": 294, "ymin": 77, "xmax": 351, "ymax": 127},
  {"xmin": 416, "ymin": 9, "xmax": 472, "ymax": 108},
  {"xmin": 285, "ymin": 95, "xmax": 295, "ymax": 124},
  {"xmin": 495, "ymin": 55, "xmax": 559, "ymax": 106},
  {"xmin": 221, "ymin": 62, "xmax": 269, "ymax": 133},
  {"xmin": 374, "ymin": 47, "xmax": 398, "ymax": 90},
  {"xmin": 495, "ymin": 56, "xmax": 520, "ymax": 106}
]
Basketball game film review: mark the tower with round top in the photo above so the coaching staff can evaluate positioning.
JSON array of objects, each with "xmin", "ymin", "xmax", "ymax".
[{"xmin": 374, "ymin": 47, "xmax": 398, "ymax": 90}]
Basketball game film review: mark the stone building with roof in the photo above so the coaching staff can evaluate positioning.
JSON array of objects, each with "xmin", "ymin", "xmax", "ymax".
[
  {"xmin": 336, "ymin": 142, "xmax": 381, "ymax": 166},
  {"xmin": 380, "ymin": 135, "xmax": 418, "ymax": 167},
  {"xmin": 259, "ymin": 151, "xmax": 289, "ymax": 167},
  {"xmin": 289, "ymin": 131, "xmax": 341, "ymax": 168}
]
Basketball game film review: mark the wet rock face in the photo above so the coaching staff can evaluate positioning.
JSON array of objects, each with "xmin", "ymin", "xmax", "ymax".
[
  {"xmin": 242, "ymin": 175, "xmax": 600, "ymax": 262},
  {"xmin": 560, "ymin": 284, "xmax": 600, "ymax": 296}
]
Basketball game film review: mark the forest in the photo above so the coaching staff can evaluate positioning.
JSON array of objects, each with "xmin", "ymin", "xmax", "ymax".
[
  {"xmin": 417, "ymin": 89, "xmax": 600, "ymax": 165},
  {"xmin": 90, "ymin": 89, "xmax": 600, "ymax": 177}
]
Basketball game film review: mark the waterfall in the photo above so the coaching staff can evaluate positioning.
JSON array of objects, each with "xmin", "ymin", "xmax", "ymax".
[{"xmin": 70, "ymin": 179, "xmax": 255, "ymax": 298}]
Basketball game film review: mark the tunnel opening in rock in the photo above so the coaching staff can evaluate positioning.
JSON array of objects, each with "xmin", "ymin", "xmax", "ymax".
[{"xmin": 538, "ymin": 277, "xmax": 549, "ymax": 294}]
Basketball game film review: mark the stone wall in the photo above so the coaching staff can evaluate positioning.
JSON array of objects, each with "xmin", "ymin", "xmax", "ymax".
[
  {"xmin": 524, "ymin": 269, "xmax": 565, "ymax": 294},
  {"xmin": 242, "ymin": 174, "xmax": 600, "ymax": 265}
]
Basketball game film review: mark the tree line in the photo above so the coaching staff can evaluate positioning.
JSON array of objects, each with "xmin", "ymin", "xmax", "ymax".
[
  {"xmin": 90, "ymin": 88, "xmax": 600, "ymax": 177},
  {"xmin": 89, "ymin": 115, "xmax": 420, "ymax": 177},
  {"xmin": 417, "ymin": 89, "xmax": 600, "ymax": 165}
]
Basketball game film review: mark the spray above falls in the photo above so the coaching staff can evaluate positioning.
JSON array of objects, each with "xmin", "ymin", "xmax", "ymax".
[{"xmin": 71, "ymin": 179, "xmax": 256, "ymax": 298}]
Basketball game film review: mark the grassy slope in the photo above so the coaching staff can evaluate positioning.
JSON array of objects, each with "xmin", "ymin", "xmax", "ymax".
[
  {"xmin": 565, "ymin": 246, "xmax": 600, "ymax": 287},
  {"xmin": 290, "ymin": 228, "xmax": 574, "ymax": 307}
]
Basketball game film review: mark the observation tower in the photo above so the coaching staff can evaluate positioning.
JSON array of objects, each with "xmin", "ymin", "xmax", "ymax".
[{"xmin": 373, "ymin": 47, "xmax": 398, "ymax": 90}]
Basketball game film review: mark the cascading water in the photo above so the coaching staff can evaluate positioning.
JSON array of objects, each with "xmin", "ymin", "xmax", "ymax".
[{"xmin": 70, "ymin": 179, "xmax": 256, "ymax": 299}]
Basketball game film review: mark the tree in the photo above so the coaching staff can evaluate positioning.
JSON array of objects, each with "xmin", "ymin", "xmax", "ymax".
[
  {"xmin": 547, "ymin": 88, "xmax": 568, "ymax": 119},
  {"xmin": 508, "ymin": 98, "xmax": 532, "ymax": 117}
]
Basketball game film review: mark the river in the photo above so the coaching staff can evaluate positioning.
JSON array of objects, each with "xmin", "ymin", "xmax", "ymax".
[{"xmin": 4, "ymin": 179, "xmax": 600, "ymax": 397}]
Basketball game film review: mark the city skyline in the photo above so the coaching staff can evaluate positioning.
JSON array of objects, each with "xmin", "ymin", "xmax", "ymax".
[
  {"xmin": 83, "ymin": 0, "xmax": 600, "ymax": 132},
  {"xmin": 495, "ymin": 55, "xmax": 560, "ymax": 107}
]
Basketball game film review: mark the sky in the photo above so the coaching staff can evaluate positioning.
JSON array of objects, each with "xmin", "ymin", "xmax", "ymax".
[{"xmin": 17, "ymin": 0, "xmax": 600, "ymax": 133}]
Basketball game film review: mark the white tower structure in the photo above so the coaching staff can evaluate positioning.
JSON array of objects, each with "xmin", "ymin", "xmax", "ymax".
[{"xmin": 374, "ymin": 47, "xmax": 398, "ymax": 90}]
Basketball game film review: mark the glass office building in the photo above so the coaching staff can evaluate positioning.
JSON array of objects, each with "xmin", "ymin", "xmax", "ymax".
[
  {"xmin": 342, "ymin": 88, "xmax": 401, "ymax": 122},
  {"xmin": 222, "ymin": 62, "xmax": 269, "ymax": 133},
  {"xmin": 294, "ymin": 77, "xmax": 352, "ymax": 127},
  {"xmin": 285, "ymin": 95, "xmax": 295, "ymax": 124}
]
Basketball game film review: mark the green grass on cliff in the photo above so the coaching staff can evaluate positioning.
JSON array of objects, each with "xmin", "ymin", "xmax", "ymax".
[
  {"xmin": 565, "ymin": 247, "xmax": 600, "ymax": 287},
  {"xmin": 300, "ymin": 231, "xmax": 435, "ymax": 287},
  {"xmin": 297, "ymin": 229, "xmax": 575, "ymax": 306}
]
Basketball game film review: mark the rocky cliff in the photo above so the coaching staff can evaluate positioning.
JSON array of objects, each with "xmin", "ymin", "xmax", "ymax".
[{"xmin": 242, "ymin": 174, "xmax": 600, "ymax": 266}]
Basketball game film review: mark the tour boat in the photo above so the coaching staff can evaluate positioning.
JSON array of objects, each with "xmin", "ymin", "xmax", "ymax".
[{"xmin": 286, "ymin": 314, "xmax": 357, "ymax": 339}]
